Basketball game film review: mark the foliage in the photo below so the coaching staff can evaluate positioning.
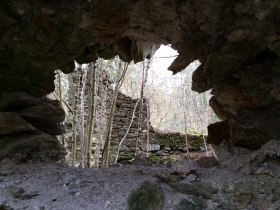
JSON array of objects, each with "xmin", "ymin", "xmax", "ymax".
[
  {"xmin": 147, "ymin": 153, "xmax": 162, "ymax": 164},
  {"xmin": 121, "ymin": 50, "xmax": 217, "ymax": 135}
]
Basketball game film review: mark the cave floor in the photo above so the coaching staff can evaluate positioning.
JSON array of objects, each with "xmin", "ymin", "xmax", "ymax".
[{"xmin": 0, "ymin": 158, "xmax": 279, "ymax": 210}]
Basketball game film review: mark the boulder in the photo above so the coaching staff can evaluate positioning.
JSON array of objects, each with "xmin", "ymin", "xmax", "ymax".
[
  {"xmin": 207, "ymin": 121, "xmax": 230, "ymax": 145},
  {"xmin": 127, "ymin": 181, "xmax": 164, "ymax": 210},
  {"xmin": 0, "ymin": 132, "xmax": 64, "ymax": 161},
  {"xmin": 19, "ymin": 102, "xmax": 65, "ymax": 123},
  {"xmin": 147, "ymin": 144, "xmax": 161, "ymax": 152}
]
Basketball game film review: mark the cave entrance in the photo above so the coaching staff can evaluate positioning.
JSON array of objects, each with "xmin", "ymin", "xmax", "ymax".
[{"xmin": 50, "ymin": 45, "xmax": 217, "ymax": 168}]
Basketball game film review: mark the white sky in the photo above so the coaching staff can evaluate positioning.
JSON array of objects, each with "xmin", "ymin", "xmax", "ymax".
[
  {"xmin": 149, "ymin": 45, "xmax": 200, "ymax": 90},
  {"xmin": 150, "ymin": 45, "xmax": 178, "ymax": 78}
]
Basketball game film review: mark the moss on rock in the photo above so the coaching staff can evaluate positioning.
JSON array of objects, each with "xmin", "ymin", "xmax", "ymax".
[
  {"xmin": 147, "ymin": 154, "xmax": 163, "ymax": 164},
  {"xmin": 128, "ymin": 181, "xmax": 164, "ymax": 210}
]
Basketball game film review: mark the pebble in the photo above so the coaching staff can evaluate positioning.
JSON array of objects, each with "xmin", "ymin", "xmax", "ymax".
[{"xmin": 186, "ymin": 174, "xmax": 197, "ymax": 182}]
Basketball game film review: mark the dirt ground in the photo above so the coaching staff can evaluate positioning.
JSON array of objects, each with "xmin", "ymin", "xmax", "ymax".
[{"xmin": 0, "ymin": 155, "xmax": 279, "ymax": 210}]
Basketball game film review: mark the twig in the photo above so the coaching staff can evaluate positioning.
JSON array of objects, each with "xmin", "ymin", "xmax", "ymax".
[{"xmin": 114, "ymin": 98, "xmax": 141, "ymax": 164}]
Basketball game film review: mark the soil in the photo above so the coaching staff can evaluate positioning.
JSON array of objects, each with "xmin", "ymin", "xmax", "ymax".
[
  {"xmin": 0, "ymin": 156, "xmax": 279, "ymax": 210},
  {"xmin": 0, "ymin": 160, "xmax": 193, "ymax": 210}
]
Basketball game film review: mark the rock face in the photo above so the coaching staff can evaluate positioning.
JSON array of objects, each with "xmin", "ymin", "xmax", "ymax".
[
  {"xmin": 0, "ymin": 93, "xmax": 65, "ymax": 161},
  {"xmin": 0, "ymin": 139, "xmax": 279, "ymax": 209},
  {"xmin": 1, "ymin": 0, "xmax": 280, "ymax": 159},
  {"xmin": 127, "ymin": 181, "xmax": 164, "ymax": 210}
]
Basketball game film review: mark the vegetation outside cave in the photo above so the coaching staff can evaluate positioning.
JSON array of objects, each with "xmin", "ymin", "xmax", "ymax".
[{"xmin": 48, "ymin": 45, "xmax": 217, "ymax": 168}]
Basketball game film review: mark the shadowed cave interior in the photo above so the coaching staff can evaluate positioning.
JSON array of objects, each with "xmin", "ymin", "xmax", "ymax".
[{"xmin": 0, "ymin": 1, "xmax": 280, "ymax": 209}]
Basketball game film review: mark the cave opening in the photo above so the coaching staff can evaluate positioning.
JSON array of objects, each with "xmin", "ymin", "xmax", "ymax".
[
  {"xmin": 1, "ymin": 1, "xmax": 280, "ymax": 208},
  {"xmin": 48, "ymin": 44, "xmax": 217, "ymax": 168}
]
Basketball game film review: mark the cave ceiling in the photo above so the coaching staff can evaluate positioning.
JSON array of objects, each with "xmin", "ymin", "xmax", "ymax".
[{"xmin": 1, "ymin": 0, "xmax": 280, "ymax": 156}]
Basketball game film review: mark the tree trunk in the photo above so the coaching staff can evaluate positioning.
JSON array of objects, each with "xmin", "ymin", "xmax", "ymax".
[
  {"xmin": 136, "ymin": 59, "xmax": 150, "ymax": 157},
  {"xmin": 181, "ymin": 76, "xmax": 190, "ymax": 157},
  {"xmin": 80, "ymin": 66, "xmax": 88, "ymax": 168},
  {"xmin": 57, "ymin": 71, "xmax": 65, "ymax": 147},
  {"xmin": 86, "ymin": 62, "xmax": 98, "ymax": 168},
  {"xmin": 146, "ymin": 101, "xmax": 150, "ymax": 157},
  {"xmin": 101, "ymin": 61, "xmax": 128, "ymax": 167},
  {"xmin": 69, "ymin": 71, "xmax": 80, "ymax": 167}
]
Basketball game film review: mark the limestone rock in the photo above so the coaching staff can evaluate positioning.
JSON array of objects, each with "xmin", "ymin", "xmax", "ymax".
[
  {"xmin": 18, "ymin": 100, "xmax": 65, "ymax": 135},
  {"xmin": 18, "ymin": 102, "xmax": 65, "ymax": 123},
  {"xmin": 0, "ymin": 92, "xmax": 39, "ymax": 111},
  {"xmin": 171, "ymin": 182, "xmax": 217, "ymax": 199},
  {"xmin": 185, "ymin": 174, "xmax": 197, "ymax": 182},
  {"xmin": 209, "ymin": 97, "xmax": 233, "ymax": 120},
  {"xmin": 0, "ymin": 132, "xmax": 64, "ymax": 161},
  {"xmin": 147, "ymin": 144, "xmax": 160, "ymax": 152},
  {"xmin": 241, "ymin": 139, "xmax": 280, "ymax": 177},
  {"xmin": 229, "ymin": 116, "xmax": 271, "ymax": 149},
  {"xmin": 127, "ymin": 181, "xmax": 164, "ymax": 210},
  {"xmin": 176, "ymin": 199, "xmax": 203, "ymax": 210},
  {"xmin": 1, "ymin": 0, "xmax": 280, "ymax": 159},
  {"xmin": 207, "ymin": 121, "xmax": 230, "ymax": 145},
  {"xmin": 0, "ymin": 112, "xmax": 35, "ymax": 135},
  {"xmin": 196, "ymin": 156, "xmax": 219, "ymax": 168},
  {"xmin": 171, "ymin": 159, "xmax": 198, "ymax": 175}
]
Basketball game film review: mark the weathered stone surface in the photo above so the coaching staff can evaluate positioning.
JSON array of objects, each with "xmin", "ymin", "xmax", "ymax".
[
  {"xmin": 0, "ymin": 92, "xmax": 39, "ymax": 111},
  {"xmin": 219, "ymin": 178, "xmax": 280, "ymax": 210},
  {"xmin": 0, "ymin": 92, "xmax": 65, "ymax": 161},
  {"xmin": 171, "ymin": 182, "xmax": 217, "ymax": 199},
  {"xmin": 229, "ymin": 116, "xmax": 271, "ymax": 149},
  {"xmin": 18, "ymin": 100, "xmax": 65, "ymax": 135},
  {"xmin": 209, "ymin": 97, "xmax": 233, "ymax": 120},
  {"xmin": 207, "ymin": 121, "xmax": 230, "ymax": 145},
  {"xmin": 147, "ymin": 144, "xmax": 160, "ymax": 152},
  {"xmin": 0, "ymin": 112, "xmax": 35, "ymax": 135},
  {"xmin": 0, "ymin": 0, "xmax": 280, "ymax": 159},
  {"xmin": 19, "ymin": 102, "xmax": 65, "ymax": 123},
  {"xmin": 196, "ymin": 156, "xmax": 219, "ymax": 169},
  {"xmin": 127, "ymin": 181, "xmax": 164, "ymax": 210},
  {"xmin": 241, "ymin": 139, "xmax": 280, "ymax": 177},
  {"xmin": 0, "ymin": 132, "xmax": 64, "ymax": 161},
  {"xmin": 171, "ymin": 159, "xmax": 198, "ymax": 175},
  {"xmin": 176, "ymin": 199, "xmax": 203, "ymax": 210}
]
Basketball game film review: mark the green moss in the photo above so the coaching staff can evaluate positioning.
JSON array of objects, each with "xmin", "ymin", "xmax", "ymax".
[
  {"xmin": 189, "ymin": 138, "xmax": 204, "ymax": 150},
  {"xmin": 158, "ymin": 136, "xmax": 185, "ymax": 147},
  {"xmin": 151, "ymin": 129, "xmax": 206, "ymax": 151},
  {"xmin": 147, "ymin": 154, "xmax": 162, "ymax": 164},
  {"xmin": 164, "ymin": 156, "xmax": 173, "ymax": 166},
  {"xmin": 187, "ymin": 130, "xmax": 204, "ymax": 150},
  {"xmin": 119, "ymin": 153, "xmax": 133, "ymax": 161},
  {"xmin": 128, "ymin": 181, "xmax": 164, "ymax": 210}
]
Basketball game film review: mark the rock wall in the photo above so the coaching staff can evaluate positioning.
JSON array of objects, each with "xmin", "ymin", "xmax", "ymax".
[
  {"xmin": 111, "ymin": 92, "xmax": 207, "ymax": 164},
  {"xmin": 111, "ymin": 93, "xmax": 149, "ymax": 162},
  {"xmin": 1, "ymin": 0, "xmax": 280, "ymax": 161},
  {"xmin": 64, "ymin": 66, "xmax": 151, "ymax": 166},
  {"xmin": 0, "ymin": 93, "xmax": 65, "ymax": 161},
  {"xmin": 64, "ymin": 69, "xmax": 207, "ymax": 165}
]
